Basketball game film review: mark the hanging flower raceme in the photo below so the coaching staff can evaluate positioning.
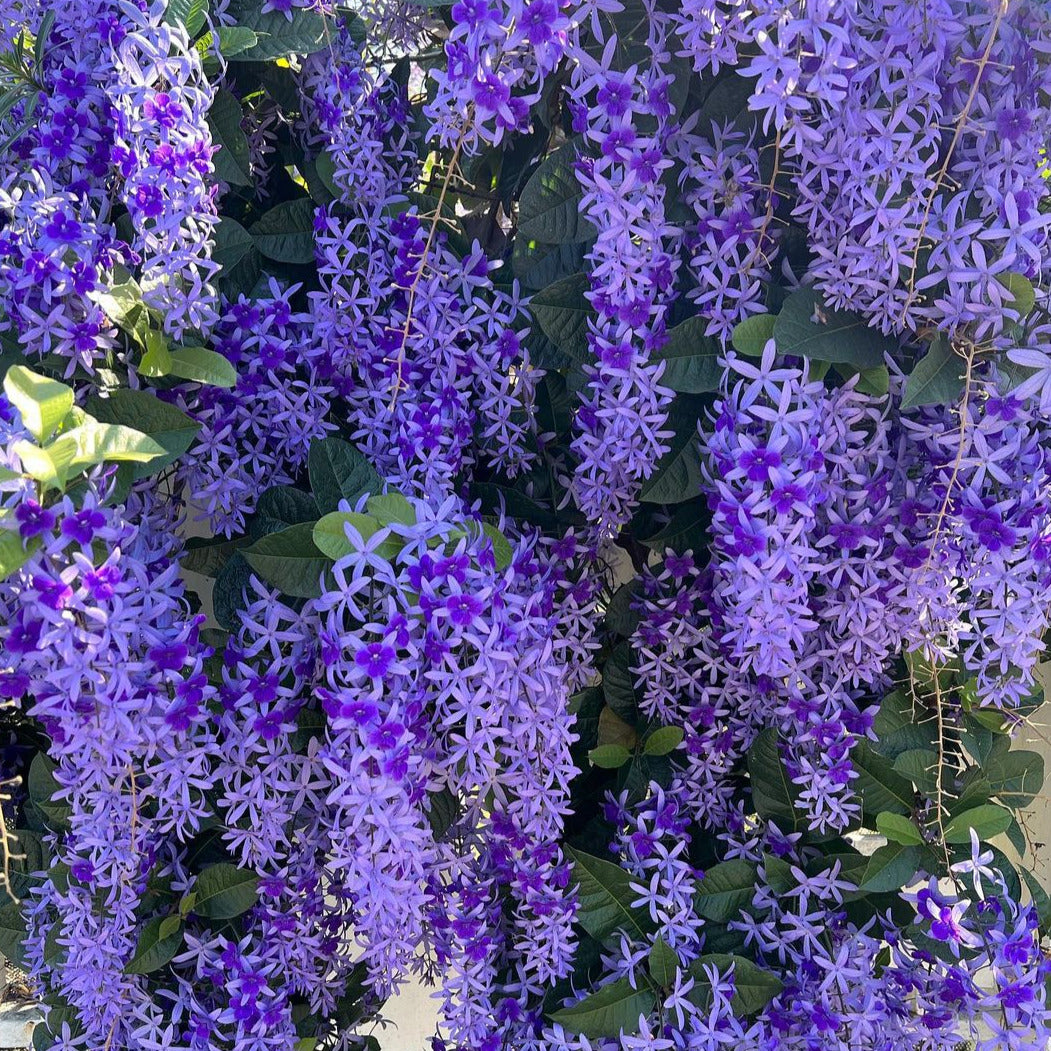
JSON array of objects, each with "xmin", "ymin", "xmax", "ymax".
[
  {"xmin": 312, "ymin": 205, "xmax": 538, "ymax": 497},
  {"xmin": 106, "ymin": 10, "xmax": 220, "ymax": 340},
  {"xmin": 177, "ymin": 280, "xmax": 335, "ymax": 535},
  {"xmin": 0, "ymin": 469, "xmax": 218, "ymax": 1048},
  {"xmin": 560, "ymin": 0, "xmax": 685, "ymax": 536}
]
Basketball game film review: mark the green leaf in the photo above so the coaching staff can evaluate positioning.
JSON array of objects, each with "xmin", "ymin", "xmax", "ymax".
[
  {"xmin": 901, "ymin": 336, "xmax": 965, "ymax": 410},
  {"xmin": 191, "ymin": 863, "xmax": 259, "ymax": 920},
  {"xmin": 731, "ymin": 313, "xmax": 775, "ymax": 357},
  {"xmin": 747, "ymin": 728, "xmax": 801, "ymax": 831},
  {"xmin": 639, "ymin": 394, "xmax": 707, "ymax": 504},
  {"xmin": 643, "ymin": 726, "xmax": 683, "ymax": 757},
  {"xmin": 530, "ymin": 273, "xmax": 595, "ymax": 365},
  {"xmin": 589, "ymin": 744, "xmax": 631, "ymax": 769},
  {"xmin": 566, "ymin": 846, "xmax": 657, "ymax": 941},
  {"xmin": 851, "ymin": 740, "xmax": 914, "ymax": 816},
  {"xmin": 0, "ymin": 519, "xmax": 37, "ymax": 582},
  {"xmin": 28, "ymin": 753, "xmax": 69, "ymax": 828},
  {"xmin": 208, "ymin": 90, "xmax": 253, "ymax": 186},
  {"xmin": 11, "ymin": 440, "xmax": 67, "ymax": 490},
  {"xmin": 250, "ymin": 197, "xmax": 317, "ymax": 264},
  {"xmin": 3, "ymin": 365, "xmax": 73, "ymax": 441},
  {"xmin": 313, "ymin": 512, "xmax": 401, "ymax": 561},
  {"xmin": 982, "ymin": 750, "xmax": 1044, "ymax": 808},
  {"xmin": 182, "ymin": 535, "xmax": 250, "ymax": 577},
  {"xmin": 548, "ymin": 977, "xmax": 654, "ymax": 1037},
  {"xmin": 213, "ymin": 552, "xmax": 253, "ymax": 631},
  {"xmin": 125, "ymin": 915, "xmax": 183, "ymax": 974},
  {"xmin": 226, "ymin": 0, "xmax": 331, "ymax": 59},
  {"xmin": 601, "ymin": 643, "xmax": 639, "ymax": 721},
  {"xmin": 479, "ymin": 521, "xmax": 513, "ymax": 570},
  {"xmin": 876, "ymin": 812, "xmax": 923, "ymax": 846},
  {"xmin": 694, "ymin": 860, "xmax": 757, "ymax": 922},
  {"xmin": 773, "ymin": 288, "xmax": 890, "ymax": 369},
  {"xmin": 996, "ymin": 272, "xmax": 1036, "ymax": 318},
  {"xmin": 891, "ymin": 749, "xmax": 939, "ymax": 796},
  {"xmin": 859, "ymin": 843, "xmax": 921, "ymax": 893},
  {"xmin": 46, "ymin": 421, "xmax": 166, "ymax": 473},
  {"xmin": 1021, "ymin": 867, "xmax": 1051, "ymax": 935},
  {"xmin": 164, "ymin": 0, "xmax": 208, "ymax": 35},
  {"xmin": 88, "ymin": 278, "xmax": 146, "ymax": 335},
  {"xmin": 212, "ymin": 216, "xmax": 256, "ymax": 273},
  {"xmin": 165, "ymin": 346, "xmax": 238, "ymax": 388},
  {"xmin": 84, "ymin": 390, "xmax": 200, "ymax": 476},
  {"xmin": 648, "ymin": 937, "xmax": 678, "ymax": 988},
  {"xmin": 943, "ymin": 803, "xmax": 1012, "ymax": 844},
  {"xmin": 196, "ymin": 25, "xmax": 259, "ymax": 68},
  {"xmin": 517, "ymin": 139, "xmax": 595, "ymax": 244},
  {"xmin": 243, "ymin": 522, "xmax": 329, "ymax": 599},
  {"xmin": 140, "ymin": 330, "xmax": 173, "ymax": 378},
  {"xmin": 513, "ymin": 236, "xmax": 589, "ymax": 292},
  {"xmin": 308, "ymin": 437, "xmax": 381, "ymax": 513},
  {"xmin": 687, "ymin": 954, "xmax": 783, "ymax": 1016},
  {"xmin": 254, "ymin": 486, "xmax": 319, "ymax": 531},
  {"xmin": 0, "ymin": 902, "xmax": 26, "ymax": 968},
  {"xmin": 365, "ymin": 493, "xmax": 416, "ymax": 527},
  {"xmin": 654, "ymin": 317, "xmax": 723, "ymax": 393}
]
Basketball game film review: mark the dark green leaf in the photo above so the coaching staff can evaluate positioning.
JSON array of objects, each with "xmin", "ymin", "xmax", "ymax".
[
  {"xmin": 308, "ymin": 437, "xmax": 381, "ymax": 513},
  {"xmin": 566, "ymin": 846, "xmax": 658, "ymax": 941},
  {"xmin": 28, "ymin": 753, "xmax": 70, "ymax": 828},
  {"xmin": 859, "ymin": 843, "xmax": 921, "ymax": 893},
  {"xmin": 530, "ymin": 273, "xmax": 595, "ymax": 365},
  {"xmin": 250, "ymin": 198, "xmax": 316, "ymax": 264},
  {"xmin": 943, "ymin": 804, "xmax": 1012, "ymax": 844},
  {"xmin": 648, "ymin": 937, "xmax": 678, "ymax": 988},
  {"xmin": 213, "ymin": 552, "xmax": 253, "ymax": 631},
  {"xmin": 851, "ymin": 741, "xmax": 914, "ymax": 816},
  {"xmin": 731, "ymin": 314, "xmax": 775, "ymax": 357},
  {"xmin": 875, "ymin": 812, "xmax": 923, "ymax": 846},
  {"xmin": 0, "ymin": 902, "xmax": 26, "ymax": 968},
  {"xmin": 639, "ymin": 394, "xmax": 707, "ymax": 504},
  {"xmin": 548, "ymin": 977, "xmax": 654, "ymax": 1037},
  {"xmin": 901, "ymin": 336, "xmax": 965, "ymax": 409},
  {"xmin": 427, "ymin": 788, "xmax": 461, "ymax": 840},
  {"xmin": 212, "ymin": 216, "xmax": 255, "ymax": 271},
  {"xmin": 518, "ymin": 139, "xmax": 595, "ymax": 244},
  {"xmin": 208, "ymin": 90, "xmax": 253, "ymax": 187},
  {"xmin": 655, "ymin": 317, "xmax": 723, "ymax": 393},
  {"xmin": 891, "ymin": 749, "xmax": 939, "ymax": 796},
  {"xmin": 227, "ymin": 0, "xmax": 331, "ymax": 59},
  {"xmin": 252, "ymin": 486, "xmax": 320, "ymax": 537},
  {"xmin": 85, "ymin": 389, "xmax": 200, "ymax": 477},
  {"xmin": 125, "ymin": 915, "xmax": 183, "ymax": 974},
  {"xmin": 601, "ymin": 643, "xmax": 638, "ymax": 721},
  {"xmin": 243, "ymin": 523, "xmax": 329, "ymax": 599},
  {"xmin": 1021, "ymin": 867, "xmax": 1051, "ymax": 935},
  {"xmin": 192, "ymin": 863, "xmax": 259, "ymax": 920},
  {"xmin": 747, "ymin": 728, "xmax": 801, "ymax": 831},
  {"xmin": 694, "ymin": 860, "xmax": 757, "ymax": 922},
  {"xmin": 687, "ymin": 954, "xmax": 783, "ymax": 1016},
  {"xmin": 982, "ymin": 750, "xmax": 1044, "ymax": 808},
  {"xmin": 182, "ymin": 535, "xmax": 250, "ymax": 577},
  {"xmin": 773, "ymin": 288, "xmax": 891, "ymax": 369},
  {"xmin": 513, "ymin": 236, "xmax": 588, "ymax": 292}
]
